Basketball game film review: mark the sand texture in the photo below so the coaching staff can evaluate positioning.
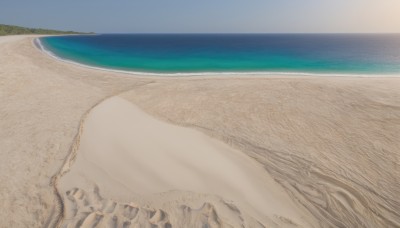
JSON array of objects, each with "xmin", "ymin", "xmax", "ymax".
[
  {"xmin": 1, "ymin": 35, "xmax": 400, "ymax": 227},
  {"xmin": 121, "ymin": 78, "xmax": 400, "ymax": 227},
  {"xmin": 58, "ymin": 96, "xmax": 315, "ymax": 227}
]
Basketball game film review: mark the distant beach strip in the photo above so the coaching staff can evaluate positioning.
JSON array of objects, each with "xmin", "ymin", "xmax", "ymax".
[{"xmin": 37, "ymin": 34, "xmax": 400, "ymax": 76}]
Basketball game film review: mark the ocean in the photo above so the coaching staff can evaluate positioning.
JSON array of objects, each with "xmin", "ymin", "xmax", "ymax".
[{"xmin": 39, "ymin": 34, "xmax": 400, "ymax": 75}]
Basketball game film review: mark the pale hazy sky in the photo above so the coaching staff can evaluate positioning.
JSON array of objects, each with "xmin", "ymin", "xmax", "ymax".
[{"xmin": 1, "ymin": 0, "xmax": 400, "ymax": 33}]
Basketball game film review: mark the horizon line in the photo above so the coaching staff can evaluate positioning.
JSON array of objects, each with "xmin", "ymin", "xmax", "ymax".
[{"xmin": 93, "ymin": 32, "xmax": 400, "ymax": 35}]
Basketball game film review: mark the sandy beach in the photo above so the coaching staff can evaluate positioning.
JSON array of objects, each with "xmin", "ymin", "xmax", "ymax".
[{"xmin": 1, "ymin": 35, "xmax": 400, "ymax": 227}]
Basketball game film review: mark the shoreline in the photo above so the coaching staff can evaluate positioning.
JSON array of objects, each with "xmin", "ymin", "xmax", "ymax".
[{"xmin": 36, "ymin": 37, "xmax": 400, "ymax": 78}]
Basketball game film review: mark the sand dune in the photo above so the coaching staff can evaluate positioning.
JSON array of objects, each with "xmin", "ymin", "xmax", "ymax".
[{"xmin": 1, "ymin": 35, "xmax": 400, "ymax": 227}]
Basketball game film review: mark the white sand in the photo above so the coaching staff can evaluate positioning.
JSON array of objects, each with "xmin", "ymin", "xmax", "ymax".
[
  {"xmin": 59, "ymin": 96, "xmax": 315, "ymax": 227},
  {"xmin": 1, "ymin": 35, "xmax": 400, "ymax": 227}
]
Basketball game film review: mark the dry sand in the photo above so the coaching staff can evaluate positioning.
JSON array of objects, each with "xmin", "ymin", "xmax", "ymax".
[
  {"xmin": 59, "ymin": 96, "xmax": 315, "ymax": 227},
  {"xmin": 1, "ymin": 35, "xmax": 400, "ymax": 227}
]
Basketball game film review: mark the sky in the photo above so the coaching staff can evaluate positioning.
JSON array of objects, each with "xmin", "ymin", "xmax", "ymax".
[{"xmin": 1, "ymin": 0, "xmax": 400, "ymax": 33}]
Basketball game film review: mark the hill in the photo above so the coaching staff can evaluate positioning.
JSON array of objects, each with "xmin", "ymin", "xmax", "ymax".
[{"xmin": 0, "ymin": 24, "xmax": 92, "ymax": 36}]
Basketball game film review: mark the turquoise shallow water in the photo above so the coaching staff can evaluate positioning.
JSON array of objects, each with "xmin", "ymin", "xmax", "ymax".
[{"xmin": 40, "ymin": 34, "xmax": 400, "ymax": 75}]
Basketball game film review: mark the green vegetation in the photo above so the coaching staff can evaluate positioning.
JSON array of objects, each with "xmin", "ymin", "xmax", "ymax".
[{"xmin": 0, "ymin": 24, "xmax": 92, "ymax": 36}]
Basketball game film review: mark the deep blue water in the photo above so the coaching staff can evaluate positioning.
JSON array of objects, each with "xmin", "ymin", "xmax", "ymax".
[{"xmin": 40, "ymin": 34, "xmax": 400, "ymax": 75}]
